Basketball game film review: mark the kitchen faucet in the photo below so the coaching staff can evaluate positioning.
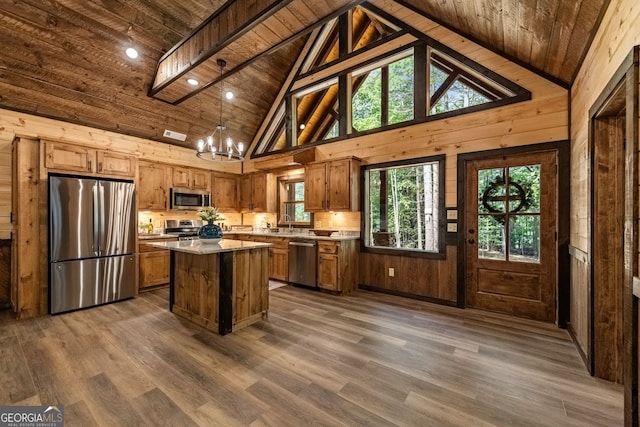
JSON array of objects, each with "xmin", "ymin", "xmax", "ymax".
[{"xmin": 282, "ymin": 214, "xmax": 293, "ymax": 231}]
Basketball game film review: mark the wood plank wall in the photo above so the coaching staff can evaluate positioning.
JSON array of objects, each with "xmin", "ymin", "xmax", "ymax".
[
  {"xmin": 0, "ymin": 109, "xmax": 242, "ymax": 241},
  {"xmin": 244, "ymin": 1, "xmax": 569, "ymax": 304},
  {"xmin": 570, "ymin": 0, "xmax": 640, "ymax": 364},
  {"xmin": 0, "ymin": 139, "xmax": 11, "ymax": 240}
]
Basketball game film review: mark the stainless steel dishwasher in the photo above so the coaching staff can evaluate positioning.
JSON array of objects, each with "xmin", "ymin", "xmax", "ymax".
[{"xmin": 288, "ymin": 240, "xmax": 317, "ymax": 287}]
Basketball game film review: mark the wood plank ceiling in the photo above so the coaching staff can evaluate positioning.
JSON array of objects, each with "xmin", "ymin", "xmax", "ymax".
[{"xmin": 0, "ymin": 0, "xmax": 609, "ymax": 151}]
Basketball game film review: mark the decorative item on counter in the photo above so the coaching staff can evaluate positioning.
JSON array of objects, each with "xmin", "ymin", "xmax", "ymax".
[
  {"xmin": 311, "ymin": 229, "xmax": 337, "ymax": 237},
  {"xmin": 197, "ymin": 206, "xmax": 224, "ymax": 243},
  {"xmin": 147, "ymin": 219, "xmax": 154, "ymax": 234}
]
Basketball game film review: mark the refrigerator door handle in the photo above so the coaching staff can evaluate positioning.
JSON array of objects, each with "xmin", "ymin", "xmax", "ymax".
[
  {"xmin": 92, "ymin": 183, "xmax": 100, "ymax": 256},
  {"xmin": 99, "ymin": 182, "xmax": 106, "ymax": 255}
]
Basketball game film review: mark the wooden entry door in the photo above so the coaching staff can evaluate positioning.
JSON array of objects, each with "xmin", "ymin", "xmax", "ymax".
[{"xmin": 465, "ymin": 151, "xmax": 557, "ymax": 322}]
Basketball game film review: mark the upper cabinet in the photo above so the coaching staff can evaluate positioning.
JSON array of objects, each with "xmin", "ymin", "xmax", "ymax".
[
  {"xmin": 171, "ymin": 166, "xmax": 210, "ymax": 191},
  {"xmin": 211, "ymin": 172, "xmax": 238, "ymax": 211},
  {"xmin": 44, "ymin": 141, "xmax": 135, "ymax": 177},
  {"xmin": 305, "ymin": 157, "xmax": 360, "ymax": 212},
  {"xmin": 239, "ymin": 172, "xmax": 275, "ymax": 212},
  {"xmin": 138, "ymin": 161, "xmax": 168, "ymax": 210}
]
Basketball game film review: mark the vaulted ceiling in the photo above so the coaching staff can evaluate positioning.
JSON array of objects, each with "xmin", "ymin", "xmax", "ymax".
[{"xmin": 0, "ymin": 0, "xmax": 609, "ymax": 153}]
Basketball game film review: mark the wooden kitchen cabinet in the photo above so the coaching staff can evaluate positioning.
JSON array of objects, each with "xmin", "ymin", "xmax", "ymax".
[
  {"xmin": 96, "ymin": 151, "xmax": 136, "ymax": 176},
  {"xmin": 44, "ymin": 140, "xmax": 135, "ymax": 177},
  {"xmin": 317, "ymin": 240, "xmax": 358, "ymax": 293},
  {"xmin": 270, "ymin": 248, "xmax": 289, "ymax": 282},
  {"xmin": 138, "ymin": 161, "xmax": 168, "ymax": 210},
  {"xmin": 139, "ymin": 237, "xmax": 176, "ymax": 290},
  {"xmin": 239, "ymin": 172, "xmax": 275, "ymax": 212},
  {"xmin": 211, "ymin": 172, "xmax": 238, "ymax": 211},
  {"xmin": 305, "ymin": 157, "xmax": 360, "ymax": 212},
  {"xmin": 251, "ymin": 235, "xmax": 289, "ymax": 282},
  {"xmin": 172, "ymin": 166, "xmax": 210, "ymax": 191}
]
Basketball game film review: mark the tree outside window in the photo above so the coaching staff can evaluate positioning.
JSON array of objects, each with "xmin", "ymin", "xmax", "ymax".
[
  {"xmin": 278, "ymin": 177, "xmax": 312, "ymax": 227},
  {"xmin": 363, "ymin": 156, "xmax": 444, "ymax": 255}
]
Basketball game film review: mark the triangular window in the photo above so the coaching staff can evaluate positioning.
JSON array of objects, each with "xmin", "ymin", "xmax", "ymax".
[{"xmin": 252, "ymin": 4, "xmax": 530, "ymax": 158}]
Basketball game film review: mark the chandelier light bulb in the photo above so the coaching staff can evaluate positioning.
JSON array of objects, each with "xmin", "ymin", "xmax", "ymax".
[
  {"xmin": 197, "ymin": 139, "xmax": 204, "ymax": 151},
  {"xmin": 238, "ymin": 142, "xmax": 244, "ymax": 152},
  {"xmin": 206, "ymin": 135, "xmax": 213, "ymax": 146}
]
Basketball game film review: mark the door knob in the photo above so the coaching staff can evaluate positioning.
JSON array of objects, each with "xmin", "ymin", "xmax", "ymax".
[
  {"xmin": 468, "ymin": 238, "xmax": 475, "ymax": 244},
  {"xmin": 468, "ymin": 229, "xmax": 475, "ymax": 234}
]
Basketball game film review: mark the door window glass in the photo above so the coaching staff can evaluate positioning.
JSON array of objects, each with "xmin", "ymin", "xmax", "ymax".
[{"xmin": 477, "ymin": 164, "xmax": 541, "ymax": 263}]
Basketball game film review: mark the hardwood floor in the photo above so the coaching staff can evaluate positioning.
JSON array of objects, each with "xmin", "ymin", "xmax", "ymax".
[{"xmin": 0, "ymin": 285, "xmax": 623, "ymax": 426}]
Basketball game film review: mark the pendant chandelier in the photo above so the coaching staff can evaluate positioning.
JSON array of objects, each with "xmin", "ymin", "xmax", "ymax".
[{"xmin": 196, "ymin": 59, "xmax": 244, "ymax": 161}]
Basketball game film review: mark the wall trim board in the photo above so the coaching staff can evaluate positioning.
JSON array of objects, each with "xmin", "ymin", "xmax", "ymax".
[{"xmin": 568, "ymin": 245, "xmax": 589, "ymax": 264}]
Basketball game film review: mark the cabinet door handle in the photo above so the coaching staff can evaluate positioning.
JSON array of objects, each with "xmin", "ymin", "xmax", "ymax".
[
  {"xmin": 327, "ymin": 200, "xmax": 330, "ymax": 209},
  {"xmin": 98, "ymin": 162, "xmax": 103, "ymax": 172},
  {"xmin": 88, "ymin": 160, "xmax": 92, "ymax": 170}
]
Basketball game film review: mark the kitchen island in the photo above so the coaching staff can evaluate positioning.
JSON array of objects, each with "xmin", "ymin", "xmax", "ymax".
[{"xmin": 148, "ymin": 239, "xmax": 271, "ymax": 335}]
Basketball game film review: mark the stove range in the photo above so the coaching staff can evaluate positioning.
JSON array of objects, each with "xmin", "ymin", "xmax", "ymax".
[{"xmin": 164, "ymin": 219, "xmax": 203, "ymax": 241}]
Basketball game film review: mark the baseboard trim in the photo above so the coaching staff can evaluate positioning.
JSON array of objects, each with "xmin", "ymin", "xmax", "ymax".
[
  {"xmin": 567, "ymin": 322, "xmax": 592, "ymax": 375},
  {"xmin": 357, "ymin": 284, "xmax": 458, "ymax": 307}
]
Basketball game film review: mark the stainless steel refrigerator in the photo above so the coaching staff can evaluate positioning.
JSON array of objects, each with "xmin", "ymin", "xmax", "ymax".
[{"xmin": 49, "ymin": 175, "xmax": 136, "ymax": 314}]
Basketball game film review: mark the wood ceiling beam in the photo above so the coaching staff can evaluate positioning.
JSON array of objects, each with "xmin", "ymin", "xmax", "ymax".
[
  {"xmin": 150, "ymin": 0, "xmax": 292, "ymax": 97},
  {"xmin": 151, "ymin": 0, "xmax": 366, "ymax": 105}
]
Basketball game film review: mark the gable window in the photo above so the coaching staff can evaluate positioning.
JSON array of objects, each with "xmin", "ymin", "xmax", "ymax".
[
  {"xmin": 352, "ymin": 53, "xmax": 414, "ymax": 132},
  {"xmin": 251, "ymin": 4, "xmax": 530, "ymax": 158},
  {"xmin": 363, "ymin": 155, "xmax": 445, "ymax": 256},
  {"xmin": 295, "ymin": 79, "xmax": 339, "ymax": 146},
  {"xmin": 428, "ymin": 49, "xmax": 509, "ymax": 114}
]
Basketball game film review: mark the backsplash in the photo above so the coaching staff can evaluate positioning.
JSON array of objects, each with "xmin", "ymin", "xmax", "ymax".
[
  {"xmin": 138, "ymin": 211, "xmax": 242, "ymax": 233},
  {"xmin": 138, "ymin": 211, "xmax": 360, "ymax": 234}
]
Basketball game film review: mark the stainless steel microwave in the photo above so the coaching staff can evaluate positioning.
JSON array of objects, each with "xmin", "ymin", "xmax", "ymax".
[{"xmin": 170, "ymin": 188, "xmax": 211, "ymax": 210}]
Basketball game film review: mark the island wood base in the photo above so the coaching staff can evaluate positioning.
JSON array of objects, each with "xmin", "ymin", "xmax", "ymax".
[{"xmin": 169, "ymin": 247, "xmax": 269, "ymax": 335}]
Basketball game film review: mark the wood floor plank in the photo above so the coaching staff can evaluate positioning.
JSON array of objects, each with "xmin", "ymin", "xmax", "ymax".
[
  {"xmin": 297, "ymin": 382, "xmax": 398, "ymax": 427},
  {"xmin": 63, "ymin": 400, "xmax": 99, "ymax": 427},
  {"xmin": 247, "ymin": 378, "xmax": 346, "ymax": 427},
  {"xmin": 20, "ymin": 335, "xmax": 87, "ymax": 405},
  {"xmin": 0, "ymin": 335, "xmax": 37, "ymax": 404},
  {"xmin": 134, "ymin": 388, "xmax": 199, "ymax": 427},
  {"xmin": 83, "ymin": 373, "xmax": 147, "ymax": 425},
  {"xmin": 0, "ymin": 286, "xmax": 624, "ymax": 426}
]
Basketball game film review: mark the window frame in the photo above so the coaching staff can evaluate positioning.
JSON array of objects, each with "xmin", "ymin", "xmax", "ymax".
[
  {"xmin": 361, "ymin": 154, "xmax": 446, "ymax": 259},
  {"xmin": 276, "ymin": 174, "xmax": 313, "ymax": 228}
]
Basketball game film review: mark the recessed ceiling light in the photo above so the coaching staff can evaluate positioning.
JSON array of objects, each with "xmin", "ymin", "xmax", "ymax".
[
  {"xmin": 187, "ymin": 78, "xmax": 199, "ymax": 86},
  {"xmin": 125, "ymin": 47, "xmax": 139, "ymax": 59},
  {"xmin": 299, "ymin": 124, "xmax": 306, "ymax": 130},
  {"xmin": 225, "ymin": 91, "xmax": 234, "ymax": 100}
]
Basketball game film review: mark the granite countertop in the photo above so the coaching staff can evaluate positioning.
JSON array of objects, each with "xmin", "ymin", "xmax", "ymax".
[
  {"xmin": 138, "ymin": 233, "xmax": 175, "ymax": 240},
  {"xmin": 226, "ymin": 230, "xmax": 360, "ymax": 241},
  {"xmin": 148, "ymin": 239, "xmax": 271, "ymax": 255}
]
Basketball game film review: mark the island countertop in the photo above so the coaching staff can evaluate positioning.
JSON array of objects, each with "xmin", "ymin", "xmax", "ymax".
[{"xmin": 148, "ymin": 239, "xmax": 271, "ymax": 255}]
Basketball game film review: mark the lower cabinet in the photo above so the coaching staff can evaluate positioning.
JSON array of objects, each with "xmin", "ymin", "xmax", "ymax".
[
  {"xmin": 270, "ymin": 247, "xmax": 289, "ymax": 282},
  {"xmin": 225, "ymin": 233, "xmax": 357, "ymax": 291},
  {"xmin": 317, "ymin": 240, "xmax": 358, "ymax": 293},
  {"xmin": 139, "ymin": 237, "xmax": 176, "ymax": 290},
  {"xmin": 318, "ymin": 242, "xmax": 339, "ymax": 291},
  {"xmin": 246, "ymin": 235, "xmax": 289, "ymax": 282}
]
